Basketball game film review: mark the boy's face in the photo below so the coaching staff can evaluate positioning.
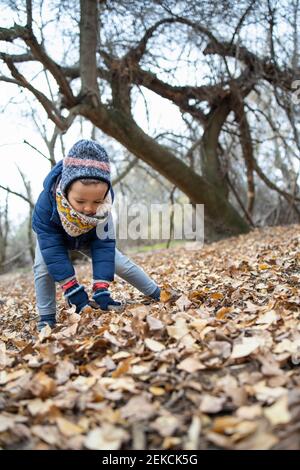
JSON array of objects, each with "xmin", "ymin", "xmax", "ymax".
[{"xmin": 67, "ymin": 180, "xmax": 108, "ymax": 216}]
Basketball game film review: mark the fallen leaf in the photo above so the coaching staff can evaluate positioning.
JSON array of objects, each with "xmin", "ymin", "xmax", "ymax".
[
  {"xmin": 231, "ymin": 337, "xmax": 262, "ymax": 359},
  {"xmin": 263, "ymin": 396, "xmax": 291, "ymax": 425},
  {"xmin": 84, "ymin": 424, "xmax": 129, "ymax": 450},
  {"xmin": 184, "ymin": 415, "xmax": 201, "ymax": 450},
  {"xmin": 28, "ymin": 371, "xmax": 56, "ymax": 398},
  {"xmin": 200, "ymin": 395, "xmax": 226, "ymax": 413},
  {"xmin": 177, "ymin": 356, "xmax": 204, "ymax": 373},
  {"xmin": 144, "ymin": 338, "xmax": 165, "ymax": 352},
  {"xmin": 0, "ymin": 369, "xmax": 26, "ymax": 385},
  {"xmin": 111, "ymin": 357, "xmax": 132, "ymax": 378},
  {"xmin": 146, "ymin": 315, "xmax": 164, "ymax": 331},
  {"xmin": 56, "ymin": 417, "xmax": 83, "ymax": 437},
  {"xmin": 175, "ymin": 294, "xmax": 192, "ymax": 310},
  {"xmin": 149, "ymin": 386, "xmax": 166, "ymax": 396},
  {"xmin": 55, "ymin": 360, "xmax": 76, "ymax": 384},
  {"xmin": 71, "ymin": 376, "xmax": 97, "ymax": 392},
  {"xmin": 27, "ymin": 398, "xmax": 56, "ymax": 417},
  {"xmin": 120, "ymin": 395, "xmax": 157, "ymax": 421},
  {"xmin": 32, "ymin": 425, "xmax": 61, "ymax": 446},
  {"xmin": 151, "ymin": 414, "xmax": 180, "ymax": 437},
  {"xmin": 167, "ymin": 317, "xmax": 189, "ymax": 340}
]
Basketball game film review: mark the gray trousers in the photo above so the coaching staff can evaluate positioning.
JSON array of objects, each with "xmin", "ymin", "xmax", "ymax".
[{"xmin": 33, "ymin": 241, "xmax": 158, "ymax": 318}]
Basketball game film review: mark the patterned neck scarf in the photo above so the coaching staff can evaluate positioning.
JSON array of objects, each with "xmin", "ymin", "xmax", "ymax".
[{"xmin": 55, "ymin": 182, "xmax": 112, "ymax": 237}]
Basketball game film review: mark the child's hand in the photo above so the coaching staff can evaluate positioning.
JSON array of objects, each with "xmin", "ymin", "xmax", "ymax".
[
  {"xmin": 62, "ymin": 279, "xmax": 89, "ymax": 313},
  {"xmin": 92, "ymin": 283, "xmax": 122, "ymax": 311}
]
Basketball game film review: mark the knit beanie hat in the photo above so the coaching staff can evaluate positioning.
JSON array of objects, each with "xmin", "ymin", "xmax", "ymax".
[{"xmin": 60, "ymin": 139, "xmax": 111, "ymax": 195}]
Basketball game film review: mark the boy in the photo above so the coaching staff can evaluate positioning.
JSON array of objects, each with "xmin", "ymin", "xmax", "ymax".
[{"xmin": 32, "ymin": 139, "xmax": 160, "ymax": 330}]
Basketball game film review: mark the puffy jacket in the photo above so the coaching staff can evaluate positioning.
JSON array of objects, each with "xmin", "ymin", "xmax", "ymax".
[{"xmin": 32, "ymin": 160, "xmax": 115, "ymax": 283}]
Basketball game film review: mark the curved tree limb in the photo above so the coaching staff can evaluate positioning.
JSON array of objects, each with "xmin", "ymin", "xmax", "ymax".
[
  {"xmin": 0, "ymin": 185, "xmax": 34, "ymax": 208},
  {"xmin": 233, "ymin": 97, "xmax": 255, "ymax": 214},
  {"xmin": 0, "ymin": 24, "xmax": 76, "ymax": 106},
  {"xmin": 1, "ymin": 53, "xmax": 68, "ymax": 130},
  {"xmin": 203, "ymin": 40, "xmax": 299, "ymax": 92},
  {"xmin": 112, "ymin": 157, "xmax": 138, "ymax": 186}
]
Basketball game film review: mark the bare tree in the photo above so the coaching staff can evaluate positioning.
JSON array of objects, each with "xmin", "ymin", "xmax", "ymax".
[
  {"xmin": 17, "ymin": 166, "xmax": 35, "ymax": 261},
  {"xmin": 0, "ymin": 0, "xmax": 299, "ymax": 237},
  {"xmin": 0, "ymin": 192, "xmax": 9, "ymax": 268}
]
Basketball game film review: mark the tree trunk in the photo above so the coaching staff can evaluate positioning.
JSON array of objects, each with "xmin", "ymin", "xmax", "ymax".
[{"xmin": 201, "ymin": 97, "xmax": 231, "ymax": 198}]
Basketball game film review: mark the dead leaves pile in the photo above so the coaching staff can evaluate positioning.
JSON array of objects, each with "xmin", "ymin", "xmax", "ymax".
[{"xmin": 0, "ymin": 224, "xmax": 300, "ymax": 449}]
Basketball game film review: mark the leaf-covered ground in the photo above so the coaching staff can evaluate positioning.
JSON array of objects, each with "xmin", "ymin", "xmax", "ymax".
[{"xmin": 0, "ymin": 225, "xmax": 300, "ymax": 450}]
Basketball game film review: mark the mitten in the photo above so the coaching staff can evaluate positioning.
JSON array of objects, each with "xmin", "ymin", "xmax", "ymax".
[
  {"xmin": 62, "ymin": 278, "xmax": 89, "ymax": 313},
  {"xmin": 92, "ymin": 282, "xmax": 122, "ymax": 311}
]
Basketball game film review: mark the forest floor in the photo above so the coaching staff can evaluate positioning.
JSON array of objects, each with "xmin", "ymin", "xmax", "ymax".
[{"xmin": 0, "ymin": 224, "xmax": 300, "ymax": 450}]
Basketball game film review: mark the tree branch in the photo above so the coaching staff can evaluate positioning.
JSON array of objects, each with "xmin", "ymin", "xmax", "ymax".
[
  {"xmin": 26, "ymin": 0, "xmax": 33, "ymax": 29},
  {"xmin": 203, "ymin": 40, "xmax": 299, "ymax": 92},
  {"xmin": 112, "ymin": 157, "xmax": 138, "ymax": 186},
  {"xmin": 0, "ymin": 24, "xmax": 76, "ymax": 106},
  {"xmin": 79, "ymin": 0, "xmax": 100, "ymax": 105},
  {"xmin": 253, "ymin": 159, "xmax": 300, "ymax": 211},
  {"xmin": 233, "ymin": 97, "xmax": 255, "ymax": 214},
  {"xmin": 0, "ymin": 185, "xmax": 34, "ymax": 208},
  {"xmin": 1, "ymin": 53, "xmax": 68, "ymax": 130}
]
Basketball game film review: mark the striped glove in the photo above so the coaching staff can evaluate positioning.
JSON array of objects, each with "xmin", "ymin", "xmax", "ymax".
[
  {"xmin": 92, "ymin": 282, "xmax": 122, "ymax": 311},
  {"xmin": 61, "ymin": 278, "xmax": 89, "ymax": 313}
]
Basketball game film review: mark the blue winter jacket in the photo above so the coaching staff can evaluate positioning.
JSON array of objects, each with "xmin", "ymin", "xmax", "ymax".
[{"xmin": 32, "ymin": 160, "xmax": 115, "ymax": 283}]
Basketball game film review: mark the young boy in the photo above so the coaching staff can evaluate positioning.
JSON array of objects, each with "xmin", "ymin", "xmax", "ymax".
[{"xmin": 32, "ymin": 139, "xmax": 160, "ymax": 330}]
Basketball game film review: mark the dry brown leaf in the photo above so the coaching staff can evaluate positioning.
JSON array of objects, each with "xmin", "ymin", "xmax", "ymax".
[
  {"xmin": 175, "ymin": 294, "xmax": 192, "ymax": 311},
  {"xmin": 256, "ymin": 310, "xmax": 278, "ymax": 325},
  {"xmin": 84, "ymin": 424, "xmax": 129, "ymax": 450},
  {"xmin": 215, "ymin": 306, "xmax": 232, "ymax": 320},
  {"xmin": 130, "ymin": 305, "xmax": 150, "ymax": 319},
  {"xmin": 149, "ymin": 386, "xmax": 166, "ymax": 396},
  {"xmin": 250, "ymin": 381, "xmax": 287, "ymax": 403},
  {"xmin": 146, "ymin": 315, "xmax": 164, "ymax": 331},
  {"xmin": 200, "ymin": 395, "xmax": 226, "ymax": 414},
  {"xmin": 55, "ymin": 360, "xmax": 76, "ymax": 384},
  {"xmin": 28, "ymin": 371, "xmax": 57, "ymax": 398},
  {"xmin": 0, "ymin": 413, "xmax": 27, "ymax": 432},
  {"xmin": 150, "ymin": 414, "xmax": 180, "ymax": 437},
  {"xmin": 184, "ymin": 415, "xmax": 201, "ymax": 450},
  {"xmin": 177, "ymin": 356, "xmax": 205, "ymax": 373},
  {"xmin": 56, "ymin": 417, "xmax": 84, "ymax": 437},
  {"xmin": 38, "ymin": 324, "xmax": 52, "ymax": 341},
  {"xmin": 144, "ymin": 338, "xmax": 165, "ymax": 352},
  {"xmin": 160, "ymin": 289, "xmax": 172, "ymax": 303},
  {"xmin": 167, "ymin": 317, "xmax": 189, "ymax": 340},
  {"xmin": 236, "ymin": 405, "xmax": 263, "ymax": 420},
  {"xmin": 231, "ymin": 336, "xmax": 262, "ymax": 359},
  {"xmin": 32, "ymin": 425, "xmax": 60, "ymax": 446},
  {"xmin": 71, "ymin": 376, "xmax": 97, "ymax": 392},
  {"xmin": 120, "ymin": 395, "xmax": 157, "ymax": 421},
  {"xmin": 27, "ymin": 398, "xmax": 56, "ymax": 417},
  {"xmin": 111, "ymin": 357, "xmax": 132, "ymax": 378},
  {"xmin": 0, "ymin": 368, "xmax": 26, "ymax": 385},
  {"xmin": 263, "ymin": 396, "xmax": 291, "ymax": 425}
]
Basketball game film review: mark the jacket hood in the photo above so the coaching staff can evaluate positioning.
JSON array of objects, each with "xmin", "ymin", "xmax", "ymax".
[{"xmin": 43, "ymin": 160, "xmax": 63, "ymax": 192}]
